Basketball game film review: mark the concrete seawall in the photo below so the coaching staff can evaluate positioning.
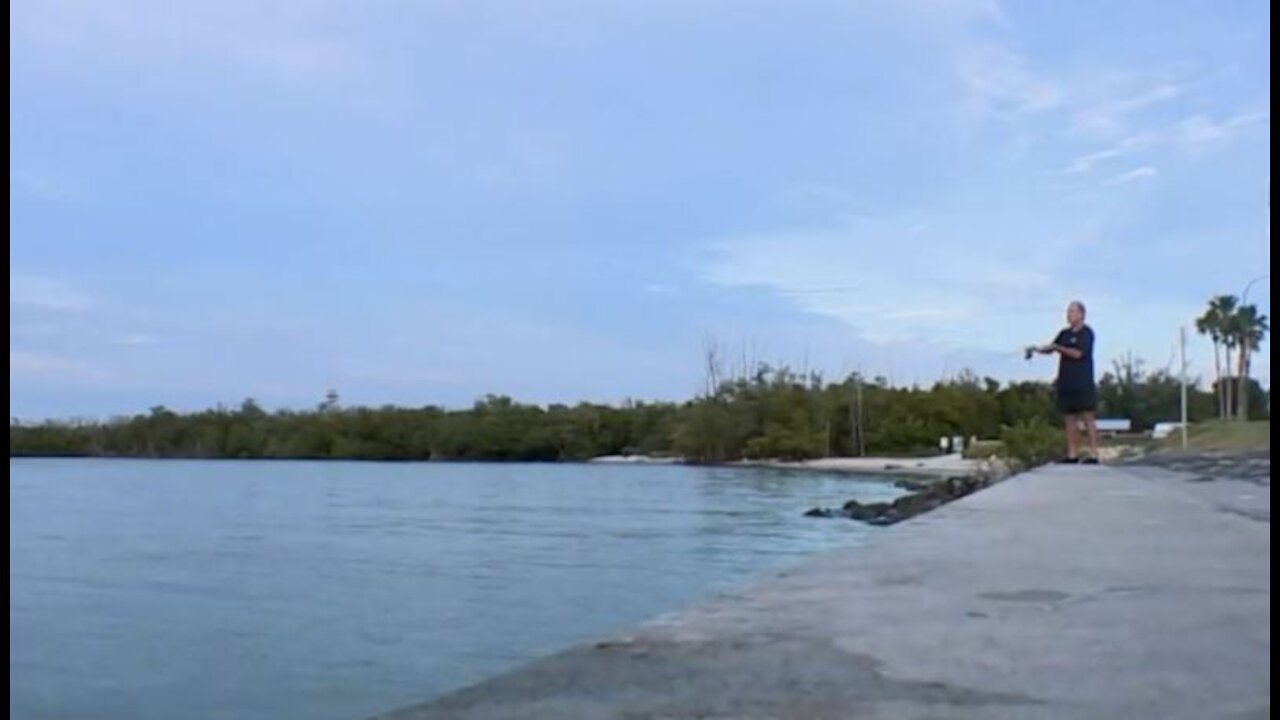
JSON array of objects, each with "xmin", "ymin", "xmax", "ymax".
[{"xmin": 376, "ymin": 464, "xmax": 1270, "ymax": 720}]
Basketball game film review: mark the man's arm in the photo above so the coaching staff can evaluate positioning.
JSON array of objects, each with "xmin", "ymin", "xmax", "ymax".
[
  {"xmin": 1024, "ymin": 326, "xmax": 1085, "ymax": 356},
  {"xmin": 1026, "ymin": 330, "xmax": 1083, "ymax": 359}
]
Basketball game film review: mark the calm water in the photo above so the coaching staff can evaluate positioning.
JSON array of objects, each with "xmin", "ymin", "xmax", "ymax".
[{"xmin": 10, "ymin": 459, "xmax": 902, "ymax": 720}]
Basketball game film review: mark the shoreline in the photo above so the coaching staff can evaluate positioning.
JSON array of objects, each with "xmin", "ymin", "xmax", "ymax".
[
  {"xmin": 591, "ymin": 452, "xmax": 986, "ymax": 479},
  {"xmin": 593, "ymin": 452, "xmax": 1007, "ymax": 526},
  {"xmin": 734, "ymin": 453, "xmax": 983, "ymax": 477}
]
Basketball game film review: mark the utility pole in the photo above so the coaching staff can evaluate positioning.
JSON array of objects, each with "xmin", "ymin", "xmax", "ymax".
[
  {"xmin": 856, "ymin": 374, "xmax": 866, "ymax": 457},
  {"xmin": 848, "ymin": 384, "xmax": 856, "ymax": 456},
  {"xmin": 1179, "ymin": 326, "xmax": 1189, "ymax": 451},
  {"xmin": 849, "ymin": 373, "xmax": 866, "ymax": 457},
  {"xmin": 1238, "ymin": 275, "xmax": 1269, "ymax": 423}
]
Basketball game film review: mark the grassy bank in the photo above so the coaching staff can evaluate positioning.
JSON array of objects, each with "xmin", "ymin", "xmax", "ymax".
[
  {"xmin": 1164, "ymin": 421, "xmax": 1270, "ymax": 452},
  {"xmin": 962, "ymin": 419, "xmax": 1270, "ymax": 463}
]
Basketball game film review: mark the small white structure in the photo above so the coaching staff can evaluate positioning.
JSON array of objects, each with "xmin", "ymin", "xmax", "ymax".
[
  {"xmin": 1151, "ymin": 422, "xmax": 1185, "ymax": 440},
  {"xmin": 1094, "ymin": 418, "xmax": 1132, "ymax": 435}
]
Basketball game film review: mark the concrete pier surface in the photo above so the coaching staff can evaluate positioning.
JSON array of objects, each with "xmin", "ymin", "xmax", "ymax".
[{"xmin": 376, "ymin": 463, "xmax": 1270, "ymax": 720}]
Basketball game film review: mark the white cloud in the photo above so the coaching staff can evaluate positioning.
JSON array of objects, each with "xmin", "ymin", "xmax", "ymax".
[
  {"xmin": 1064, "ymin": 110, "xmax": 1265, "ymax": 177},
  {"xmin": 1063, "ymin": 132, "xmax": 1155, "ymax": 174},
  {"xmin": 236, "ymin": 39, "xmax": 370, "ymax": 81},
  {"xmin": 1101, "ymin": 166, "xmax": 1157, "ymax": 186},
  {"xmin": 885, "ymin": 305, "xmax": 976, "ymax": 321},
  {"xmin": 1071, "ymin": 82, "xmax": 1181, "ymax": 138},
  {"xmin": 701, "ymin": 218, "xmax": 1066, "ymax": 351},
  {"xmin": 113, "ymin": 333, "xmax": 159, "ymax": 347},
  {"xmin": 1064, "ymin": 147, "xmax": 1124, "ymax": 175},
  {"xmin": 10, "ymin": 350, "xmax": 111, "ymax": 384},
  {"xmin": 10, "ymin": 169, "xmax": 69, "ymax": 201},
  {"xmin": 11, "ymin": 0, "xmax": 381, "ymax": 93},
  {"xmin": 10, "ymin": 275, "xmax": 92, "ymax": 312},
  {"xmin": 1170, "ymin": 111, "xmax": 1268, "ymax": 147},
  {"xmin": 958, "ymin": 44, "xmax": 1063, "ymax": 114},
  {"xmin": 337, "ymin": 366, "xmax": 460, "ymax": 387},
  {"xmin": 10, "ymin": 323, "xmax": 62, "ymax": 338},
  {"xmin": 643, "ymin": 283, "xmax": 679, "ymax": 296}
]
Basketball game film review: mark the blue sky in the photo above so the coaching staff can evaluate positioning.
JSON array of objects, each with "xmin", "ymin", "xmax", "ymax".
[{"xmin": 10, "ymin": 0, "xmax": 1272, "ymax": 418}]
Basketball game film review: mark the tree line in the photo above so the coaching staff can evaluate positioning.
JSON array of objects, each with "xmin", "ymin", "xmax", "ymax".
[{"xmin": 11, "ymin": 356, "xmax": 1265, "ymax": 463}]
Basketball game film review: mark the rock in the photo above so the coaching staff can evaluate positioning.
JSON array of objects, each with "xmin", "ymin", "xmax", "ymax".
[
  {"xmin": 807, "ymin": 473, "xmax": 993, "ymax": 525},
  {"xmin": 1123, "ymin": 450, "xmax": 1271, "ymax": 487},
  {"xmin": 841, "ymin": 500, "xmax": 891, "ymax": 521},
  {"xmin": 893, "ymin": 477, "xmax": 932, "ymax": 492}
]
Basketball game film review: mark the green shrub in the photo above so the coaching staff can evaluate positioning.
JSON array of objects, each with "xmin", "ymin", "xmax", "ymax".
[
  {"xmin": 963, "ymin": 439, "xmax": 1003, "ymax": 460},
  {"xmin": 998, "ymin": 420, "xmax": 1061, "ymax": 469},
  {"xmin": 742, "ymin": 424, "xmax": 824, "ymax": 461}
]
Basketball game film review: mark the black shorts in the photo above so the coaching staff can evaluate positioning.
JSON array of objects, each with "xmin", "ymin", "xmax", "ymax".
[{"xmin": 1057, "ymin": 388, "xmax": 1097, "ymax": 415}]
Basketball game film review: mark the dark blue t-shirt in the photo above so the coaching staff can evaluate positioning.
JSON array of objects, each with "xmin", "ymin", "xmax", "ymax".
[{"xmin": 1054, "ymin": 325, "xmax": 1095, "ymax": 392}]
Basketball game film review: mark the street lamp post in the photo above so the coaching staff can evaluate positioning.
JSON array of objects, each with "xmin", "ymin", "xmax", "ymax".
[
  {"xmin": 1180, "ymin": 326, "xmax": 1188, "ymax": 450},
  {"xmin": 1241, "ymin": 275, "xmax": 1269, "ymax": 305}
]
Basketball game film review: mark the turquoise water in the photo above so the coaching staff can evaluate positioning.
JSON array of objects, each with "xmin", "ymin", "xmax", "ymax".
[{"xmin": 9, "ymin": 459, "xmax": 901, "ymax": 720}]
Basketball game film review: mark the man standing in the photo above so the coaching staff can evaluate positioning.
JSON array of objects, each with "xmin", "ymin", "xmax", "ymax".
[{"xmin": 1026, "ymin": 301, "xmax": 1100, "ymax": 463}]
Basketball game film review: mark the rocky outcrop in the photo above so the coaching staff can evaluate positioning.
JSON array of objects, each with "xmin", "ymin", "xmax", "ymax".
[{"xmin": 805, "ymin": 475, "xmax": 992, "ymax": 526}]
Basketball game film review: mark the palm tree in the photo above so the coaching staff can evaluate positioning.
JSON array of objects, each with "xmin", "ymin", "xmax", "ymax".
[
  {"xmin": 1230, "ymin": 304, "xmax": 1269, "ymax": 421},
  {"xmin": 1216, "ymin": 295, "xmax": 1240, "ymax": 417},
  {"xmin": 1197, "ymin": 295, "xmax": 1238, "ymax": 418},
  {"xmin": 1196, "ymin": 306, "xmax": 1224, "ymax": 417}
]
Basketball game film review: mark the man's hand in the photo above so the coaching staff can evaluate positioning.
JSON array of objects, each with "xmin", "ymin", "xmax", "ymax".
[{"xmin": 1024, "ymin": 344, "xmax": 1053, "ymax": 360}]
